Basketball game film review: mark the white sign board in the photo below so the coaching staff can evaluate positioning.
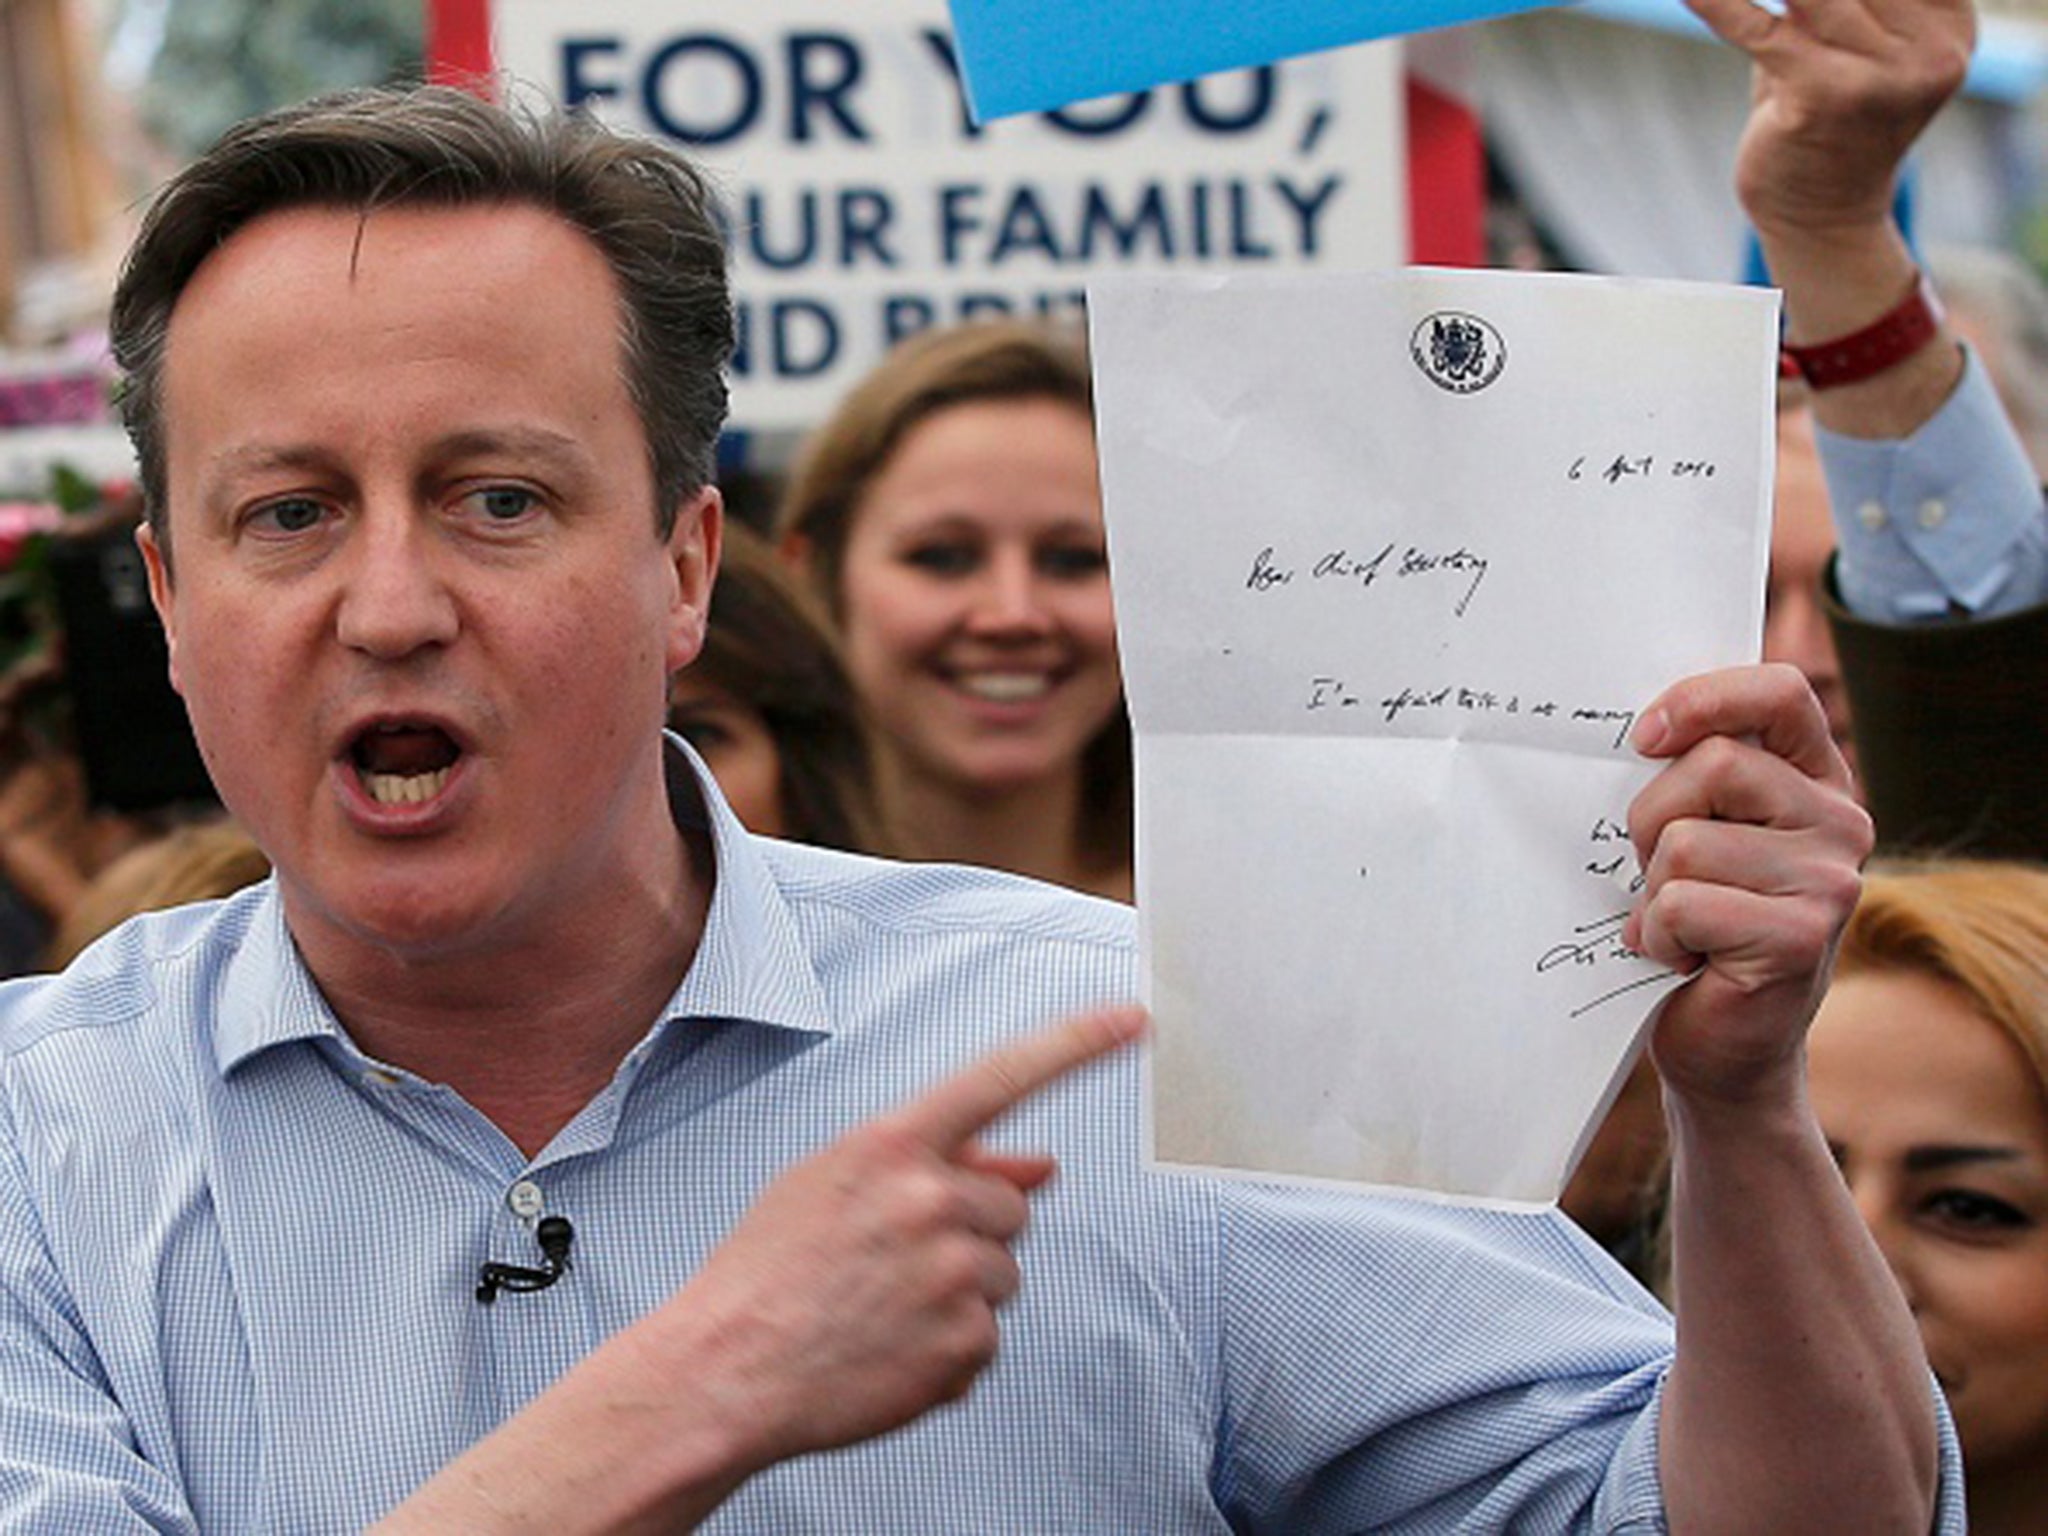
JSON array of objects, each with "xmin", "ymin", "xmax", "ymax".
[{"xmin": 489, "ymin": 0, "xmax": 1404, "ymax": 430}]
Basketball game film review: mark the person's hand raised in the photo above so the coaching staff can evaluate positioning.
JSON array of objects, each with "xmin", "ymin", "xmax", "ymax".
[{"xmin": 1687, "ymin": 0, "xmax": 1973, "ymax": 239}]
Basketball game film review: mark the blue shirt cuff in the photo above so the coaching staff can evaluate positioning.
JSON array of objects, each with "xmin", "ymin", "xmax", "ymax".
[{"xmin": 1816, "ymin": 346, "xmax": 2048, "ymax": 620}]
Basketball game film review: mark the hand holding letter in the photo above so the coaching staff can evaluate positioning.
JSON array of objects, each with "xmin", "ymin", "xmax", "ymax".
[
  {"xmin": 1631, "ymin": 666, "xmax": 1939, "ymax": 1531},
  {"xmin": 1623, "ymin": 663, "xmax": 1873, "ymax": 1106}
]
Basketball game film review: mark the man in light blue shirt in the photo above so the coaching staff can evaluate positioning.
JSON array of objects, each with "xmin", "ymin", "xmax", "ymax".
[
  {"xmin": 0, "ymin": 746, "xmax": 1703, "ymax": 1531},
  {"xmin": 0, "ymin": 58, "xmax": 1952, "ymax": 1536}
]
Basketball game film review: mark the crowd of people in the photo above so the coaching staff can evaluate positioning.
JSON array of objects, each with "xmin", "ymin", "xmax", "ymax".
[{"xmin": 0, "ymin": 0, "xmax": 2034, "ymax": 1526}]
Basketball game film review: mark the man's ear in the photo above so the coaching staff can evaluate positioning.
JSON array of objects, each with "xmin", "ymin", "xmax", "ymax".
[
  {"xmin": 136, "ymin": 522, "xmax": 183, "ymax": 697},
  {"xmin": 665, "ymin": 485, "xmax": 722, "ymax": 674}
]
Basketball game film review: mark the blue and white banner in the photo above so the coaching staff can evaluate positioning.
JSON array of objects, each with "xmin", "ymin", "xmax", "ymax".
[
  {"xmin": 945, "ymin": 0, "xmax": 1559, "ymax": 120},
  {"xmin": 490, "ymin": 0, "xmax": 1403, "ymax": 430}
]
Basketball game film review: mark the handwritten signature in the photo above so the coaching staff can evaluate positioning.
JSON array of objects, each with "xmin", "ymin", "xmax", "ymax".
[
  {"xmin": 1534, "ymin": 910, "xmax": 1668, "ymax": 1019},
  {"xmin": 1535, "ymin": 910, "xmax": 1632, "ymax": 974}
]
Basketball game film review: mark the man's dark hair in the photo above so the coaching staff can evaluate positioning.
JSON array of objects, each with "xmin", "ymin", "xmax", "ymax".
[{"xmin": 109, "ymin": 84, "xmax": 733, "ymax": 564}]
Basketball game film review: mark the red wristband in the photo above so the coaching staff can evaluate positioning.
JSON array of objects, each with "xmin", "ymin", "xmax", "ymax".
[{"xmin": 1779, "ymin": 274, "xmax": 1945, "ymax": 390}]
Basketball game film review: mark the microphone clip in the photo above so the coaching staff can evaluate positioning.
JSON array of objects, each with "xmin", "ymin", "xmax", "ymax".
[{"xmin": 476, "ymin": 1215, "xmax": 574, "ymax": 1304}]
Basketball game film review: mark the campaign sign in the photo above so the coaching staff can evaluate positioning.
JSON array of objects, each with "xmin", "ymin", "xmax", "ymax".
[{"xmin": 487, "ymin": 0, "xmax": 1403, "ymax": 430}]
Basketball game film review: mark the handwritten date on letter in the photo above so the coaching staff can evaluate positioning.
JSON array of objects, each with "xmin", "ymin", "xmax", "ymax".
[{"xmin": 1566, "ymin": 454, "xmax": 1718, "ymax": 484}]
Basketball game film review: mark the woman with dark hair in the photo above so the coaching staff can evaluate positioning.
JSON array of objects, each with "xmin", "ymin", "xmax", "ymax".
[
  {"xmin": 777, "ymin": 320, "xmax": 1130, "ymax": 901},
  {"xmin": 671, "ymin": 525, "xmax": 882, "ymax": 853}
]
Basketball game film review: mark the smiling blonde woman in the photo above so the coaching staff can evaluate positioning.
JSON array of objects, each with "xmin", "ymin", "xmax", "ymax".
[{"xmin": 1805, "ymin": 858, "xmax": 2048, "ymax": 1535}]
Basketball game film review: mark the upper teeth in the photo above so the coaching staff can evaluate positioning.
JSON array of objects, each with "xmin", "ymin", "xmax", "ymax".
[
  {"xmin": 364, "ymin": 767, "xmax": 450, "ymax": 805},
  {"xmin": 958, "ymin": 673, "xmax": 1050, "ymax": 702}
]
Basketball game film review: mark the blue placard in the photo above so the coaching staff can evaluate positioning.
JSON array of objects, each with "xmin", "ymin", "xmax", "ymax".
[{"xmin": 946, "ymin": 0, "xmax": 1564, "ymax": 120}]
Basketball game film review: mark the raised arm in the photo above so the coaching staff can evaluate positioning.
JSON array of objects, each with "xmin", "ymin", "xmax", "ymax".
[
  {"xmin": 1689, "ymin": 0, "xmax": 1974, "ymax": 440},
  {"xmin": 1693, "ymin": 0, "xmax": 2046, "ymax": 865},
  {"xmin": 1625, "ymin": 666, "xmax": 1944, "ymax": 1532},
  {"xmin": 375, "ymin": 1006, "xmax": 1145, "ymax": 1534}
]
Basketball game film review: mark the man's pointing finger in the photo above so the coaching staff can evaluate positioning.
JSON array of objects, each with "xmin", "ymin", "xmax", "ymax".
[{"xmin": 891, "ymin": 1006, "xmax": 1147, "ymax": 1153}]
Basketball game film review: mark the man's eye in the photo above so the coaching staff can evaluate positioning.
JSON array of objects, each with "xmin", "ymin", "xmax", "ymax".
[
  {"xmin": 251, "ymin": 498, "xmax": 326, "ymax": 535},
  {"xmin": 469, "ymin": 486, "xmax": 541, "ymax": 522},
  {"xmin": 903, "ymin": 543, "xmax": 978, "ymax": 576}
]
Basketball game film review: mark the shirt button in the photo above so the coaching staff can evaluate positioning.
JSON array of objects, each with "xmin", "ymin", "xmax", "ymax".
[
  {"xmin": 1917, "ymin": 498, "xmax": 1948, "ymax": 530},
  {"xmin": 1856, "ymin": 501, "xmax": 1889, "ymax": 532},
  {"xmin": 507, "ymin": 1180, "xmax": 546, "ymax": 1219}
]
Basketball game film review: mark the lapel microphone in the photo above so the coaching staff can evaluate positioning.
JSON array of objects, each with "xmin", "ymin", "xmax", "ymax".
[{"xmin": 476, "ymin": 1215, "xmax": 575, "ymax": 1304}]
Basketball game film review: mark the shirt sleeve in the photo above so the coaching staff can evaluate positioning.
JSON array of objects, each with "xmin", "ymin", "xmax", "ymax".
[
  {"xmin": 0, "ymin": 1083, "xmax": 198, "ymax": 1532},
  {"xmin": 1207, "ymin": 1183, "xmax": 1969, "ymax": 1534},
  {"xmin": 1211, "ymin": 1183, "xmax": 1673, "ymax": 1532},
  {"xmin": 1816, "ymin": 346, "xmax": 2048, "ymax": 621}
]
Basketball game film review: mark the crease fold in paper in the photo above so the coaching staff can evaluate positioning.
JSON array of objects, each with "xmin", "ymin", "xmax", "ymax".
[{"xmin": 1095, "ymin": 268, "xmax": 1778, "ymax": 1205}]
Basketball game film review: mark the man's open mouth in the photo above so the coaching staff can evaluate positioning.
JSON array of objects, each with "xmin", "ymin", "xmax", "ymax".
[{"xmin": 349, "ymin": 722, "xmax": 461, "ymax": 806}]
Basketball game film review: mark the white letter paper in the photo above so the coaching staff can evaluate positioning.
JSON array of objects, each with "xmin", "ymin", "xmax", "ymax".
[{"xmin": 1090, "ymin": 268, "xmax": 1779, "ymax": 1204}]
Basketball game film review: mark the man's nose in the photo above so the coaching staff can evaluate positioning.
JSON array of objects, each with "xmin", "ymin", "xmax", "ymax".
[{"xmin": 334, "ymin": 510, "xmax": 460, "ymax": 659}]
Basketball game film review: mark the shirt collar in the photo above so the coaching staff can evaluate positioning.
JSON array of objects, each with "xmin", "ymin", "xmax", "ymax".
[
  {"xmin": 215, "ymin": 885, "xmax": 342, "ymax": 1075},
  {"xmin": 214, "ymin": 734, "xmax": 835, "ymax": 1079},
  {"xmin": 652, "ymin": 733, "xmax": 835, "ymax": 1041}
]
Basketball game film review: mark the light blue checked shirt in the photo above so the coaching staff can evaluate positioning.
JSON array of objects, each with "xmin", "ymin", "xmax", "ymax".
[{"xmin": 0, "ymin": 748, "xmax": 1964, "ymax": 1532}]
